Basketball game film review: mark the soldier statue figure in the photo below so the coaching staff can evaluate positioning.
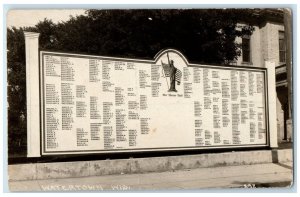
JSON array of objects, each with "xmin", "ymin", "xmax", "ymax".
[{"xmin": 168, "ymin": 60, "xmax": 177, "ymax": 92}]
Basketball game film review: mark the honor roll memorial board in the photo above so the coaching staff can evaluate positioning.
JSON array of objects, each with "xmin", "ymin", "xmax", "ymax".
[{"xmin": 40, "ymin": 49, "xmax": 269, "ymax": 155}]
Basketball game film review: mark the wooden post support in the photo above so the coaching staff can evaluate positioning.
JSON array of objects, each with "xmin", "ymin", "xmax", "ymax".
[
  {"xmin": 24, "ymin": 32, "xmax": 41, "ymax": 157},
  {"xmin": 265, "ymin": 61, "xmax": 278, "ymax": 148}
]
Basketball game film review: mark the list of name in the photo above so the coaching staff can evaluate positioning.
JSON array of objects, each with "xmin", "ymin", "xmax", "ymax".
[{"xmin": 42, "ymin": 52, "xmax": 267, "ymax": 153}]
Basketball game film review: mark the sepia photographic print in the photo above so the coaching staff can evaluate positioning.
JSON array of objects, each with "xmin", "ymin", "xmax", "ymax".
[{"xmin": 5, "ymin": 5, "xmax": 294, "ymax": 192}]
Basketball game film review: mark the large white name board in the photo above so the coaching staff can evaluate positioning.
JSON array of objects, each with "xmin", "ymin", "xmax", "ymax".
[{"xmin": 40, "ymin": 49, "xmax": 269, "ymax": 155}]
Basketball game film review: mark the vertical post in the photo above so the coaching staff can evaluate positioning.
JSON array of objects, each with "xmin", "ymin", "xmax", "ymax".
[
  {"xmin": 266, "ymin": 61, "xmax": 278, "ymax": 148},
  {"xmin": 24, "ymin": 32, "xmax": 41, "ymax": 157},
  {"xmin": 284, "ymin": 8, "xmax": 293, "ymax": 141}
]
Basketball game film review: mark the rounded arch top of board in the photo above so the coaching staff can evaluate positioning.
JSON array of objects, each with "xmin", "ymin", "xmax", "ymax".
[{"xmin": 154, "ymin": 48, "xmax": 189, "ymax": 66}]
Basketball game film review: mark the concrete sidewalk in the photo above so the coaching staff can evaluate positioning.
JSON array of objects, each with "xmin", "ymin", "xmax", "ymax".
[{"xmin": 8, "ymin": 162, "xmax": 293, "ymax": 191}]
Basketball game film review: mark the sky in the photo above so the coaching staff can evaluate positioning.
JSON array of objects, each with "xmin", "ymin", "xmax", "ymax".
[{"xmin": 6, "ymin": 9, "xmax": 86, "ymax": 28}]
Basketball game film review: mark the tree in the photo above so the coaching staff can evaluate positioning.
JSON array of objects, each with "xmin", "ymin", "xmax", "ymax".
[
  {"xmin": 7, "ymin": 9, "xmax": 255, "ymax": 157},
  {"xmin": 7, "ymin": 27, "xmax": 27, "ymax": 156}
]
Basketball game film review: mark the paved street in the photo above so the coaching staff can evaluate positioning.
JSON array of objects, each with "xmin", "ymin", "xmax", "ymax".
[{"xmin": 8, "ymin": 162, "xmax": 293, "ymax": 191}]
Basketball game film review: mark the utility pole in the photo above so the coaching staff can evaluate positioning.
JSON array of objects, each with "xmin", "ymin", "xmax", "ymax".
[{"xmin": 283, "ymin": 8, "xmax": 293, "ymax": 141}]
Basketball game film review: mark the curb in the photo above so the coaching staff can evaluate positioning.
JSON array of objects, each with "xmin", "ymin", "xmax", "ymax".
[{"xmin": 8, "ymin": 149, "xmax": 293, "ymax": 181}]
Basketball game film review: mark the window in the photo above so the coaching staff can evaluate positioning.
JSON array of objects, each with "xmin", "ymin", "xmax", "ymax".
[
  {"xmin": 279, "ymin": 31, "xmax": 286, "ymax": 63},
  {"xmin": 242, "ymin": 37, "xmax": 251, "ymax": 63}
]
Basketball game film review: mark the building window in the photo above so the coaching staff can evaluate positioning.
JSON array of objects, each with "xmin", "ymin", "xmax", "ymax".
[
  {"xmin": 279, "ymin": 31, "xmax": 286, "ymax": 63},
  {"xmin": 242, "ymin": 37, "xmax": 251, "ymax": 63}
]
